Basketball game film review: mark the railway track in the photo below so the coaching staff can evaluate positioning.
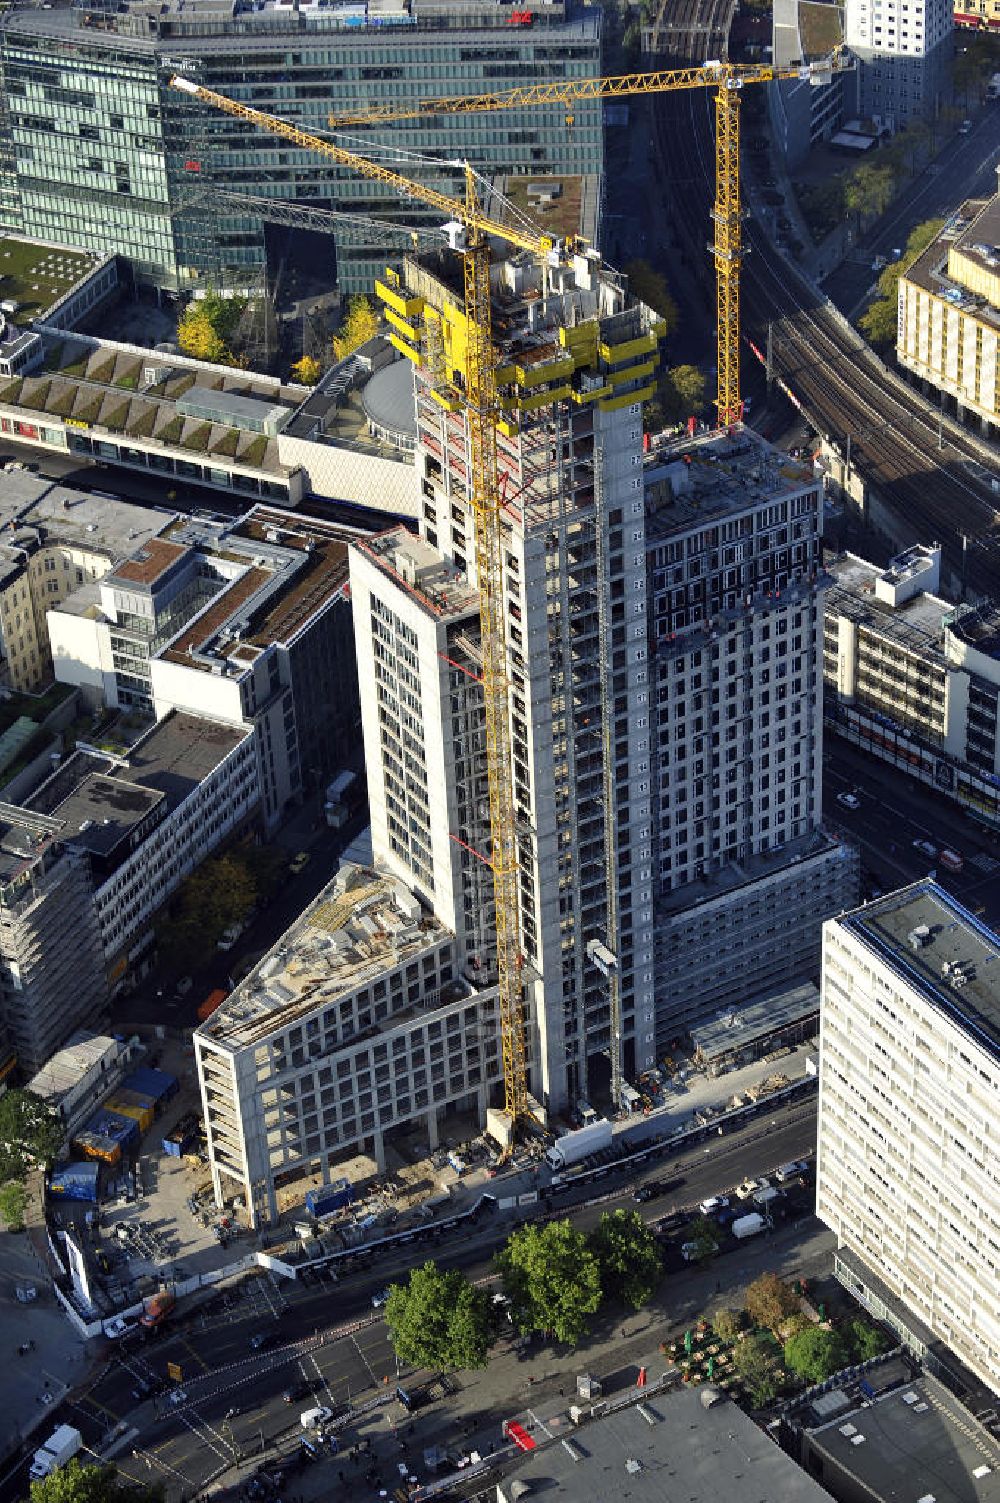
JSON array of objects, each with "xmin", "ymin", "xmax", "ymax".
[{"xmin": 646, "ymin": 19, "xmax": 1000, "ymax": 597}]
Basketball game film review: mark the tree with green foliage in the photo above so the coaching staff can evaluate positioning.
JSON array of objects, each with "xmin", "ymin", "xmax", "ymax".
[
  {"xmin": 683, "ymin": 1215, "xmax": 719, "ymax": 1265},
  {"xmin": 845, "ymin": 1317, "xmax": 890, "ymax": 1362},
  {"xmin": 784, "ymin": 1325, "xmax": 849, "ymax": 1383},
  {"xmin": 30, "ymin": 1462, "xmax": 162, "ymax": 1503},
  {"xmin": 662, "ymin": 363, "xmax": 707, "ymax": 420},
  {"xmin": 712, "ymin": 1307, "xmax": 743, "ymax": 1343},
  {"xmin": 745, "ymin": 1272, "xmax": 800, "ymax": 1333},
  {"xmin": 623, "ymin": 260, "xmax": 679, "ymax": 336},
  {"xmin": 843, "ymin": 162, "xmax": 895, "ymax": 229},
  {"xmin": 0, "ymin": 1178, "xmax": 28, "ymax": 1230},
  {"xmin": 859, "ymin": 217, "xmax": 945, "ymax": 349},
  {"xmin": 332, "ymin": 295, "xmax": 379, "ymax": 362},
  {"xmin": 384, "ymin": 1261, "xmax": 499, "ymax": 1371},
  {"xmin": 0, "ymin": 1090, "xmax": 63, "ymax": 1181},
  {"xmin": 157, "ymin": 851, "xmax": 259, "ymax": 968},
  {"xmin": 588, "ymin": 1209, "xmax": 661, "ymax": 1309},
  {"xmin": 732, "ymin": 1332, "xmax": 782, "ymax": 1406},
  {"xmin": 622, "ymin": 18, "xmax": 642, "ymax": 67},
  {"xmin": 498, "ymin": 1219, "xmax": 602, "ymax": 1346},
  {"xmin": 177, "ymin": 291, "xmax": 248, "ymax": 367}
]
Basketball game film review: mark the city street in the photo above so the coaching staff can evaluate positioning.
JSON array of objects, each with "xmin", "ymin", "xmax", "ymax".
[
  {"xmin": 1, "ymin": 1096, "xmax": 818, "ymax": 1501},
  {"xmin": 823, "ymin": 736, "xmax": 1000, "ymax": 924},
  {"xmin": 823, "ymin": 107, "xmax": 1000, "ymax": 321}
]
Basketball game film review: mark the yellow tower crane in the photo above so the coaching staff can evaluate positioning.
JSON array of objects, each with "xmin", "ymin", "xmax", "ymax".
[
  {"xmin": 169, "ymin": 73, "xmax": 579, "ymax": 1127},
  {"xmin": 169, "ymin": 54, "xmax": 843, "ymax": 1127},
  {"xmin": 326, "ymin": 55, "xmax": 845, "ymax": 426}
]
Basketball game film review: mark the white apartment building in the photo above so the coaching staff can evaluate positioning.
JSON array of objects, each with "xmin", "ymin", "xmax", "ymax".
[
  {"xmin": 194, "ymin": 863, "xmax": 500, "ymax": 1227},
  {"xmin": 50, "ymin": 507, "xmax": 360, "ymax": 830},
  {"xmin": 368, "ymin": 249, "xmax": 665, "ymax": 1110},
  {"xmin": 898, "ymin": 187, "xmax": 1000, "ymax": 434},
  {"xmin": 845, "ymin": 0, "xmax": 952, "ymax": 127},
  {"xmin": 645, "ymin": 431, "xmax": 859, "ymax": 1043},
  {"xmin": 825, "ymin": 544, "xmax": 1000, "ymax": 827},
  {"xmin": 818, "ymin": 881, "xmax": 1000, "ymax": 1393},
  {"xmin": 26, "ymin": 710, "xmax": 257, "ymax": 989}
]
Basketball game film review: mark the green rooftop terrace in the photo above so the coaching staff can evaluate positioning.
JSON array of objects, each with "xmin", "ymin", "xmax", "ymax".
[{"xmin": 0, "ymin": 239, "xmax": 98, "ymax": 323}]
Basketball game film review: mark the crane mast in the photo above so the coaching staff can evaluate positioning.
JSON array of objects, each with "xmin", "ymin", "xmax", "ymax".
[{"xmin": 170, "ymin": 51, "xmax": 843, "ymax": 1121}]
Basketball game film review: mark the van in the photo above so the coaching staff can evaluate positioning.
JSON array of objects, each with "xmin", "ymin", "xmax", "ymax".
[{"xmin": 300, "ymin": 1406, "xmax": 333, "ymax": 1430}]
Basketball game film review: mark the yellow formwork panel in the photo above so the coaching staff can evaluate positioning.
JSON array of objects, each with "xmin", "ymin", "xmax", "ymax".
[
  {"xmin": 384, "ymin": 306, "xmax": 421, "ymax": 343},
  {"xmin": 599, "ymin": 330, "xmax": 658, "ymax": 364},
  {"xmin": 606, "ymin": 356, "xmax": 658, "ymax": 386},
  {"xmin": 375, "ymin": 278, "xmax": 423, "ymax": 320},
  {"xmin": 515, "ymin": 354, "xmax": 576, "ymax": 388},
  {"xmin": 598, "ymin": 381, "xmax": 656, "ymax": 412},
  {"xmin": 430, "ymin": 387, "xmax": 461, "ymax": 412},
  {"xmin": 515, "ymin": 382, "xmax": 572, "ymax": 412},
  {"xmin": 388, "ymin": 331, "xmax": 422, "ymax": 366},
  {"xmin": 571, "ymin": 382, "xmax": 613, "ymax": 403},
  {"xmin": 559, "ymin": 322, "xmax": 600, "ymax": 360},
  {"xmin": 498, "ymin": 416, "xmax": 520, "ymax": 439}
]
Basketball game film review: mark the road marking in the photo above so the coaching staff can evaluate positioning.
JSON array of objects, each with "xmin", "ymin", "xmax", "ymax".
[
  {"xmin": 179, "ymin": 1339, "xmax": 211, "ymax": 1374},
  {"xmin": 527, "ymin": 1407, "xmax": 553, "ymax": 1439}
]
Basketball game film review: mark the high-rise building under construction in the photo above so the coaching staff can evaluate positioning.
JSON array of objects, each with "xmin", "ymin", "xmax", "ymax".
[{"xmin": 352, "ymin": 246, "xmax": 859, "ymax": 1112}]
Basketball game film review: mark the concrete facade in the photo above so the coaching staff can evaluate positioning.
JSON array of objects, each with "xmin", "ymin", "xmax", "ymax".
[
  {"xmin": 194, "ymin": 863, "xmax": 500, "ymax": 1227},
  {"xmin": 817, "ymin": 881, "xmax": 1000, "ymax": 1394},
  {"xmin": 644, "ymin": 431, "xmax": 859, "ymax": 1043},
  {"xmin": 824, "ymin": 545, "xmax": 1000, "ymax": 828},
  {"xmin": 845, "ymin": 0, "xmax": 953, "ymax": 130}
]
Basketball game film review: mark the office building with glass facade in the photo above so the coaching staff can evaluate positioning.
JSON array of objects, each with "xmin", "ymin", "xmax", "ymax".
[{"xmin": 0, "ymin": 0, "xmax": 602, "ymax": 294}]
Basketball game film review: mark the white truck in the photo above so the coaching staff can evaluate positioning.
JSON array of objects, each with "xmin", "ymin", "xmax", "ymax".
[
  {"xmin": 732, "ymin": 1212, "xmax": 767, "ymax": 1241},
  {"xmin": 545, "ymin": 1118, "xmax": 613, "ymax": 1171},
  {"xmin": 30, "ymin": 1425, "xmax": 82, "ymax": 1480},
  {"xmin": 325, "ymin": 770, "xmax": 357, "ymax": 829}
]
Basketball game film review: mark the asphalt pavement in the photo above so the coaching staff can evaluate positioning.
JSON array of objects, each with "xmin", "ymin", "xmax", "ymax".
[
  {"xmin": 822, "ymin": 106, "xmax": 1000, "ymax": 322},
  {"xmin": 823, "ymin": 736, "xmax": 1000, "ymax": 923},
  {"xmin": 1, "ymin": 1095, "xmax": 819, "ymax": 1502}
]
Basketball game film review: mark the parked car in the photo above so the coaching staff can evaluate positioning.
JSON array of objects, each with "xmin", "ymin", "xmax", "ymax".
[
  {"xmin": 175, "ymin": 975, "xmax": 193, "ymax": 997},
  {"xmin": 699, "ymin": 1195, "xmax": 729, "ymax": 1215},
  {"xmin": 836, "ymin": 791, "xmax": 860, "ymax": 810},
  {"xmin": 289, "ymin": 851, "xmax": 311, "ymax": 875},
  {"xmin": 633, "ymin": 1183, "xmax": 660, "ymax": 1203},
  {"xmin": 371, "ymin": 1287, "xmax": 391, "ymax": 1309},
  {"xmin": 913, "ymin": 838, "xmax": 938, "ymax": 859},
  {"xmin": 217, "ymin": 923, "xmax": 243, "ymax": 952}
]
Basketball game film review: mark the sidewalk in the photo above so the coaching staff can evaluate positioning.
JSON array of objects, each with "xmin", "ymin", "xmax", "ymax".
[{"xmin": 208, "ymin": 1219, "xmax": 837, "ymax": 1503}]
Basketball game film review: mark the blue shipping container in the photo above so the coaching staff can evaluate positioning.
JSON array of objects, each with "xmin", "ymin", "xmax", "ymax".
[
  {"xmin": 49, "ymin": 1163, "xmax": 99, "ymax": 1202},
  {"xmin": 87, "ymin": 1109, "xmax": 139, "ymax": 1150},
  {"xmin": 305, "ymin": 1178, "xmax": 353, "ymax": 1217},
  {"xmin": 123, "ymin": 1067, "xmax": 179, "ymax": 1107}
]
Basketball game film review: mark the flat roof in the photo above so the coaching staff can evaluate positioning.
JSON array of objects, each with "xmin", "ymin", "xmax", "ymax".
[
  {"xmin": 826, "ymin": 552, "xmax": 951, "ymax": 665},
  {"xmin": 0, "ymin": 475, "xmax": 175, "ymax": 562},
  {"xmin": 808, "ymin": 1369, "xmax": 1000, "ymax": 1502},
  {"xmin": 44, "ymin": 773, "xmax": 163, "ymax": 856},
  {"xmin": 28, "ymin": 1032, "xmax": 122, "ymax": 1104},
  {"xmin": 177, "ymin": 384, "xmax": 290, "ymax": 428},
  {"xmin": 690, "ymin": 980, "xmax": 819, "ymax": 1060},
  {"xmin": 109, "ymin": 537, "xmax": 189, "ymax": 588},
  {"xmin": 657, "ymin": 827, "xmax": 850, "ymax": 917},
  {"xmin": 199, "ymin": 863, "xmax": 456, "ymax": 1051},
  {"xmin": 948, "ymin": 599, "xmax": 1000, "ymax": 661},
  {"xmin": 354, "ymin": 528, "xmax": 479, "ymax": 623},
  {"xmin": 27, "ymin": 711, "xmax": 248, "ymax": 852},
  {"xmin": 493, "ymin": 1385, "xmax": 832, "ymax": 1503},
  {"xmin": 644, "ymin": 428, "xmax": 818, "ymax": 537},
  {"xmin": 0, "ymin": 236, "xmax": 99, "ymax": 323},
  {"xmin": 843, "ymin": 881, "xmax": 1000, "ymax": 1058}
]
